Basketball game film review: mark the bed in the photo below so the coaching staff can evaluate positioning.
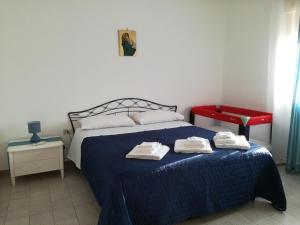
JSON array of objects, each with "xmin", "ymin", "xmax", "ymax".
[{"xmin": 67, "ymin": 98, "xmax": 286, "ymax": 225}]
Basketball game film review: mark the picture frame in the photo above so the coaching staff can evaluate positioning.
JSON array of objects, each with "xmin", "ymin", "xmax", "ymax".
[{"xmin": 118, "ymin": 29, "xmax": 137, "ymax": 56}]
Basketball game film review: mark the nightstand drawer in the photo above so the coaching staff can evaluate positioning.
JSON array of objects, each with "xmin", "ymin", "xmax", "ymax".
[
  {"xmin": 14, "ymin": 158, "xmax": 60, "ymax": 176},
  {"xmin": 13, "ymin": 147, "xmax": 60, "ymax": 163}
]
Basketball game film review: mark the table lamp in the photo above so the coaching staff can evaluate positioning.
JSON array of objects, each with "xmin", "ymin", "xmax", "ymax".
[{"xmin": 28, "ymin": 121, "xmax": 41, "ymax": 143}]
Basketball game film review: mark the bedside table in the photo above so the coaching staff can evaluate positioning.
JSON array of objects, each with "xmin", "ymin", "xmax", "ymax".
[{"xmin": 7, "ymin": 136, "xmax": 64, "ymax": 187}]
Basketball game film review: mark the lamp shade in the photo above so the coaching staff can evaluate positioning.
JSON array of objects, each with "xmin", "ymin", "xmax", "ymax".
[{"xmin": 28, "ymin": 121, "xmax": 41, "ymax": 134}]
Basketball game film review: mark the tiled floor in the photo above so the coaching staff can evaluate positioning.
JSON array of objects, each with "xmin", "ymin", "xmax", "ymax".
[{"xmin": 0, "ymin": 165, "xmax": 299, "ymax": 225}]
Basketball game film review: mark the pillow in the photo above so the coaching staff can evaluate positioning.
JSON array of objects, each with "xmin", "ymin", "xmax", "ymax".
[
  {"xmin": 80, "ymin": 114, "xmax": 135, "ymax": 130},
  {"xmin": 130, "ymin": 110, "xmax": 184, "ymax": 125}
]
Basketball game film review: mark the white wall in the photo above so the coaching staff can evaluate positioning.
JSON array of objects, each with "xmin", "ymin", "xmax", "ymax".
[
  {"xmin": 0, "ymin": 0, "xmax": 226, "ymax": 170},
  {"xmin": 223, "ymin": 0, "xmax": 273, "ymax": 110},
  {"xmin": 222, "ymin": 0, "xmax": 274, "ymax": 144}
]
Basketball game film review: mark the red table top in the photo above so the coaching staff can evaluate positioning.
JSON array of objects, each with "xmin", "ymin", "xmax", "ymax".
[{"xmin": 191, "ymin": 105, "xmax": 272, "ymax": 126}]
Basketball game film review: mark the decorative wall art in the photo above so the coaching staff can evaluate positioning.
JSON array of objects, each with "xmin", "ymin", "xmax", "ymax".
[{"xmin": 118, "ymin": 29, "xmax": 136, "ymax": 56}]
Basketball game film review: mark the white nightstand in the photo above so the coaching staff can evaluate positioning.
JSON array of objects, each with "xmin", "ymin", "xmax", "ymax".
[{"xmin": 7, "ymin": 136, "xmax": 64, "ymax": 187}]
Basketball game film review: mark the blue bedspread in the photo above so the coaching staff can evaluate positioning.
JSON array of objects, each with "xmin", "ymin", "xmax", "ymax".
[{"xmin": 81, "ymin": 126, "xmax": 286, "ymax": 225}]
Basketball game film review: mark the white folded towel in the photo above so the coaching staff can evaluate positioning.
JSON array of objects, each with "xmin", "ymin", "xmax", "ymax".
[
  {"xmin": 184, "ymin": 136, "xmax": 206, "ymax": 148},
  {"xmin": 139, "ymin": 142, "xmax": 161, "ymax": 148},
  {"xmin": 175, "ymin": 138, "xmax": 213, "ymax": 154},
  {"xmin": 126, "ymin": 144, "xmax": 169, "ymax": 160},
  {"xmin": 214, "ymin": 137, "xmax": 237, "ymax": 145},
  {"xmin": 215, "ymin": 132, "xmax": 235, "ymax": 139},
  {"xmin": 214, "ymin": 132, "xmax": 237, "ymax": 144},
  {"xmin": 187, "ymin": 136, "xmax": 205, "ymax": 141},
  {"xmin": 213, "ymin": 135, "xmax": 250, "ymax": 150},
  {"xmin": 137, "ymin": 142, "xmax": 162, "ymax": 154}
]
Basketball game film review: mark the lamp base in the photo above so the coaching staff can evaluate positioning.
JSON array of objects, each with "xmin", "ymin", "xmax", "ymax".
[{"xmin": 31, "ymin": 133, "xmax": 41, "ymax": 143}]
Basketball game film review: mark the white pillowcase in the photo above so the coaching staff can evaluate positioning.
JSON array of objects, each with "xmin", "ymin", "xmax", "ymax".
[
  {"xmin": 130, "ymin": 110, "xmax": 184, "ymax": 125},
  {"xmin": 80, "ymin": 115, "xmax": 135, "ymax": 130}
]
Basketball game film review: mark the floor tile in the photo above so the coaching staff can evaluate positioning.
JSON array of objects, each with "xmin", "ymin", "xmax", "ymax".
[
  {"xmin": 48, "ymin": 180, "xmax": 68, "ymax": 193},
  {"xmin": 50, "ymin": 190, "xmax": 70, "ymax": 202},
  {"xmin": 71, "ymin": 192, "xmax": 93, "ymax": 206},
  {"xmin": 53, "ymin": 207, "xmax": 76, "ymax": 223},
  {"xmin": 8, "ymin": 198, "xmax": 29, "ymax": 211},
  {"xmin": 287, "ymin": 193, "xmax": 300, "ymax": 207},
  {"xmin": 29, "ymin": 203, "xmax": 52, "ymax": 216},
  {"xmin": 0, "ymin": 188, "xmax": 11, "ymax": 197},
  {"xmin": 30, "ymin": 212, "xmax": 54, "ymax": 225},
  {"xmin": 6, "ymin": 207, "xmax": 29, "ymax": 221},
  {"xmin": 5, "ymin": 216, "xmax": 29, "ymax": 225},
  {"xmin": 0, "ymin": 199, "xmax": 9, "ymax": 212},
  {"xmin": 30, "ymin": 192, "xmax": 51, "ymax": 205},
  {"xmin": 10, "ymin": 191, "xmax": 29, "ymax": 200},
  {"xmin": 223, "ymin": 211, "xmax": 252, "ymax": 225},
  {"xmin": 253, "ymin": 217, "xmax": 282, "ymax": 225},
  {"xmin": 51, "ymin": 198, "xmax": 73, "ymax": 210},
  {"xmin": 0, "ymin": 164, "xmax": 299, "ymax": 225},
  {"xmin": 271, "ymin": 213, "xmax": 300, "ymax": 225},
  {"xmin": 11, "ymin": 184, "xmax": 29, "ymax": 194},
  {"xmin": 30, "ymin": 182, "xmax": 49, "ymax": 194},
  {"xmin": 0, "ymin": 215, "xmax": 5, "ymax": 225},
  {"xmin": 283, "ymin": 203, "xmax": 300, "ymax": 221},
  {"xmin": 54, "ymin": 217, "xmax": 79, "ymax": 225},
  {"xmin": 75, "ymin": 203, "xmax": 99, "ymax": 225},
  {"xmin": 238, "ymin": 200, "xmax": 276, "ymax": 223}
]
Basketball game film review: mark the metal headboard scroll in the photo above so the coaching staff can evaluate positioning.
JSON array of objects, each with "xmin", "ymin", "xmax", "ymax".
[{"xmin": 68, "ymin": 98, "xmax": 177, "ymax": 133}]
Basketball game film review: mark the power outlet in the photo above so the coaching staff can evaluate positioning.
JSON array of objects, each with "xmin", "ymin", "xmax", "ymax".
[{"xmin": 63, "ymin": 129, "xmax": 70, "ymax": 135}]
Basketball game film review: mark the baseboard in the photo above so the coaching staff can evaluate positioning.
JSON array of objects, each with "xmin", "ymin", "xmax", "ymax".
[
  {"xmin": 64, "ymin": 160, "xmax": 76, "ymax": 168},
  {"xmin": 0, "ymin": 169, "xmax": 9, "ymax": 175}
]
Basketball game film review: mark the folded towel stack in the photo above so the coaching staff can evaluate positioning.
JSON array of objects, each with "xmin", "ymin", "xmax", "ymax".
[
  {"xmin": 213, "ymin": 132, "xmax": 250, "ymax": 150},
  {"xmin": 214, "ymin": 132, "xmax": 237, "ymax": 145},
  {"xmin": 126, "ymin": 142, "xmax": 169, "ymax": 160},
  {"xmin": 184, "ymin": 136, "xmax": 206, "ymax": 148},
  {"xmin": 215, "ymin": 131, "xmax": 235, "ymax": 139},
  {"xmin": 175, "ymin": 136, "xmax": 213, "ymax": 154},
  {"xmin": 137, "ymin": 142, "xmax": 162, "ymax": 154}
]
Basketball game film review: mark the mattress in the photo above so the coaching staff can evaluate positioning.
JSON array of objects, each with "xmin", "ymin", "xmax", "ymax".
[{"xmin": 68, "ymin": 121, "xmax": 191, "ymax": 168}]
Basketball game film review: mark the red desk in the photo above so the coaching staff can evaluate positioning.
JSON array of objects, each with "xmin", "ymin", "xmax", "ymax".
[{"xmin": 190, "ymin": 105, "xmax": 272, "ymax": 140}]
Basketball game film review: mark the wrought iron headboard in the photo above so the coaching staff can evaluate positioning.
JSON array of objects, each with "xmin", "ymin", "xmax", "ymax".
[{"xmin": 68, "ymin": 98, "xmax": 177, "ymax": 133}]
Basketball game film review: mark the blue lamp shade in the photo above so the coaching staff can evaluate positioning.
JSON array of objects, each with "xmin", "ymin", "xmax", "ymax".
[{"xmin": 28, "ymin": 121, "xmax": 41, "ymax": 143}]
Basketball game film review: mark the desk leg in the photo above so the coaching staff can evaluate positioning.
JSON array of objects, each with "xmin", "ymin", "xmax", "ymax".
[
  {"xmin": 59, "ymin": 146, "xmax": 64, "ymax": 179},
  {"xmin": 60, "ymin": 169, "xmax": 64, "ymax": 179},
  {"xmin": 239, "ymin": 125, "xmax": 250, "ymax": 140},
  {"xmin": 11, "ymin": 177, "xmax": 15, "ymax": 187},
  {"xmin": 190, "ymin": 111, "xmax": 195, "ymax": 125},
  {"xmin": 8, "ymin": 152, "xmax": 15, "ymax": 187}
]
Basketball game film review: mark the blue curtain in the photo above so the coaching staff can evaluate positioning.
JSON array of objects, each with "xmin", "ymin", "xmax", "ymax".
[{"xmin": 286, "ymin": 45, "xmax": 300, "ymax": 173}]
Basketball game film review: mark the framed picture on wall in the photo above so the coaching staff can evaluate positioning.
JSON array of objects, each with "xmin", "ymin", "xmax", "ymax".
[{"xmin": 118, "ymin": 29, "xmax": 136, "ymax": 56}]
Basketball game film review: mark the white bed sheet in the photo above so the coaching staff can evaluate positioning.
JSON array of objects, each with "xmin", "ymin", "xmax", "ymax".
[{"xmin": 68, "ymin": 121, "xmax": 192, "ymax": 169}]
